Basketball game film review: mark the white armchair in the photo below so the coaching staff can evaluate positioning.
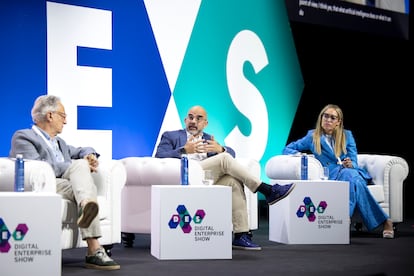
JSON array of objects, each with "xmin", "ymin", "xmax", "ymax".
[
  {"xmin": 0, "ymin": 157, "xmax": 126, "ymax": 255},
  {"xmin": 120, "ymin": 156, "xmax": 259, "ymax": 247},
  {"xmin": 265, "ymin": 154, "xmax": 409, "ymax": 226}
]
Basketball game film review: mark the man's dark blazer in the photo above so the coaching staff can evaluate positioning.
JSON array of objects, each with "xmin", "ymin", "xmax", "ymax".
[{"xmin": 155, "ymin": 129, "xmax": 235, "ymax": 158}]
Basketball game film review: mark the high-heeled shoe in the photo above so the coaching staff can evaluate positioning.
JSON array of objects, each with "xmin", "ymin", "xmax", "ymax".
[{"xmin": 382, "ymin": 230, "xmax": 394, "ymax": 239}]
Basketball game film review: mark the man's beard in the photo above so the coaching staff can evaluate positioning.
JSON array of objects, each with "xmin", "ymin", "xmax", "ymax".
[{"xmin": 187, "ymin": 128, "xmax": 202, "ymax": 137}]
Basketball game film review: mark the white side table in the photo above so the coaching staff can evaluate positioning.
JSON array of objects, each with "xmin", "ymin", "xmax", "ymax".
[
  {"xmin": 269, "ymin": 180, "xmax": 349, "ymax": 244},
  {"xmin": 151, "ymin": 185, "xmax": 232, "ymax": 260},
  {"xmin": 0, "ymin": 192, "xmax": 61, "ymax": 275}
]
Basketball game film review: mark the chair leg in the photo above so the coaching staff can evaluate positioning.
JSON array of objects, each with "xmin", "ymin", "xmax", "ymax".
[
  {"xmin": 103, "ymin": 244, "xmax": 113, "ymax": 257},
  {"xmin": 353, "ymin": 222, "xmax": 363, "ymax": 232},
  {"xmin": 392, "ymin": 222, "xmax": 397, "ymax": 232},
  {"xmin": 121, "ymin": 232, "xmax": 135, "ymax": 248}
]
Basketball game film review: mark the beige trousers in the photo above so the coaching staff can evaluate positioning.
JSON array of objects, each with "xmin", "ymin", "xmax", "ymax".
[
  {"xmin": 56, "ymin": 159, "xmax": 101, "ymax": 240},
  {"xmin": 200, "ymin": 153, "xmax": 261, "ymax": 233}
]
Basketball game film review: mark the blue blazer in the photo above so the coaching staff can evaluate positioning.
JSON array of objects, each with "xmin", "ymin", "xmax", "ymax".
[
  {"xmin": 155, "ymin": 129, "xmax": 235, "ymax": 159},
  {"xmin": 9, "ymin": 128, "xmax": 97, "ymax": 177},
  {"xmin": 283, "ymin": 129, "xmax": 371, "ymax": 181}
]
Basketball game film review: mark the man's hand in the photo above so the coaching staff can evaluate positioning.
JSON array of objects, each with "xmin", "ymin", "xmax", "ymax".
[
  {"xmin": 85, "ymin": 153, "xmax": 99, "ymax": 172},
  {"xmin": 183, "ymin": 135, "xmax": 202, "ymax": 154},
  {"xmin": 184, "ymin": 135, "xmax": 224, "ymax": 154},
  {"xmin": 203, "ymin": 135, "xmax": 224, "ymax": 153}
]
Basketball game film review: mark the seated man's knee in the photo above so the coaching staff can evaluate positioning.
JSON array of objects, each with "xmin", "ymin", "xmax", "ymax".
[{"xmin": 72, "ymin": 159, "xmax": 90, "ymax": 171}]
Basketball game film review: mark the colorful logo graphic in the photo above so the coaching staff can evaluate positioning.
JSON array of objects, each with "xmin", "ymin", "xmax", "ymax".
[
  {"xmin": 168, "ymin": 205, "xmax": 205, "ymax": 234},
  {"xmin": 0, "ymin": 1, "xmax": 303, "ymax": 186},
  {"xmin": 296, "ymin": 197, "xmax": 327, "ymax": 222},
  {"xmin": 0, "ymin": 218, "xmax": 29, "ymax": 253}
]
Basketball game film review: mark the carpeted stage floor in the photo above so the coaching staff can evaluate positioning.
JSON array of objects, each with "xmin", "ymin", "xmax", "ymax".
[{"xmin": 61, "ymin": 212, "xmax": 414, "ymax": 276}]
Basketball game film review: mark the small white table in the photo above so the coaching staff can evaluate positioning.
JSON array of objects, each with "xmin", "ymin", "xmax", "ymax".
[
  {"xmin": 0, "ymin": 192, "xmax": 61, "ymax": 276},
  {"xmin": 151, "ymin": 185, "xmax": 232, "ymax": 260},
  {"xmin": 269, "ymin": 180, "xmax": 349, "ymax": 244}
]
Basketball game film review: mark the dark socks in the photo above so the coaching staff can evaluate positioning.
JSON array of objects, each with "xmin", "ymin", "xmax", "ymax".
[
  {"xmin": 234, "ymin": 232, "xmax": 249, "ymax": 240},
  {"xmin": 234, "ymin": 232, "xmax": 250, "ymax": 239},
  {"xmin": 256, "ymin": 182, "xmax": 272, "ymax": 197}
]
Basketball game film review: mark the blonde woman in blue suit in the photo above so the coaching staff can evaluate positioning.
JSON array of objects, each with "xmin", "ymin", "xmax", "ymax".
[{"xmin": 283, "ymin": 104, "xmax": 394, "ymax": 238}]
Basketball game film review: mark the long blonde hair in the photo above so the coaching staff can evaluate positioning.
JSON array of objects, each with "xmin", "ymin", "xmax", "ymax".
[{"xmin": 312, "ymin": 104, "xmax": 347, "ymax": 158}]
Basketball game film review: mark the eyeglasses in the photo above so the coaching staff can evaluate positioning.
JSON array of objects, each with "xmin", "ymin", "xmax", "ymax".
[
  {"xmin": 322, "ymin": 113, "xmax": 338, "ymax": 121},
  {"xmin": 186, "ymin": 114, "xmax": 205, "ymax": 122},
  {"xmin": 53, "ymin": 111, "xmax": 67, "ymax": 120}
]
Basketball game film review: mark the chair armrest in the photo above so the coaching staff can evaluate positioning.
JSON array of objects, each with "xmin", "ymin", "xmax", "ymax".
[
  {"xmin": 121, "ymin": 157, "xmax": 204, "ymax": 186},
  {"xmin": 358, "ymin": 154, "xmax": 409, "ymax": 222},
  {"xmin": 0, "ymin": 158, "xmax": 56, "ymax": 192},
  {"xmin": 265, "ymin": 155, "xmax": 323, "ymax": 180},
  {"xmin": 92, "ymin": 159, "xmax": 127, "ymax": 197}
]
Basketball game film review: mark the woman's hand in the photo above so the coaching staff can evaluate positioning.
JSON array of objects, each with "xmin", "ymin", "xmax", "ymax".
[{"xmin": 342, "ymin": 157, "xmax": 353, "ymax": 168}]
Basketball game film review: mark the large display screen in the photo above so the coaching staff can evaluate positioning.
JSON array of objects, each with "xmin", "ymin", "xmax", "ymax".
[{"xmin": 285, "ymin": 0, "xmax": 409, "ymax": 39}]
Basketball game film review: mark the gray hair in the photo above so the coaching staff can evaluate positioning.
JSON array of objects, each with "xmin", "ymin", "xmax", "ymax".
[{"xmin": 31, "ymin": 95, "xmax": 61, "ymax": 124}]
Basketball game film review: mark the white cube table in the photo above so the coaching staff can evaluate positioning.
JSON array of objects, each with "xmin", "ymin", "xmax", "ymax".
[
  {"xmin": 269, "ymin": 180, "xmax": 349, "ymax": 244},
  {"xmin": 0, "ymin": 192, "xmax": 61, "ymax": 276},
  {"xmin": 151, "ymin": 185, "xmax": 232, "ymax": 260}
]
